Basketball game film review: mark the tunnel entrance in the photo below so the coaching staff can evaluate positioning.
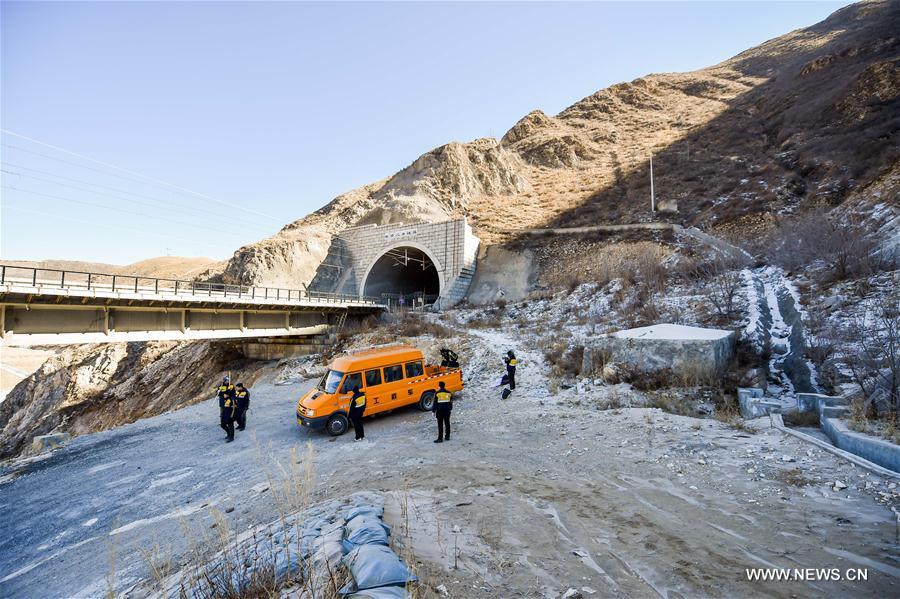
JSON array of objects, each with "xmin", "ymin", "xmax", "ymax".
[{"xmin": 363, "ymin": 246, "xmax": 440, "ymax": 305}]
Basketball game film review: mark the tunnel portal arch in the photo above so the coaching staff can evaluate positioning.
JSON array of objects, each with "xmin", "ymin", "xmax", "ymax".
[
  {"xmin": 361, "ymin": 242, "xmax": 444, "ymax": 301},
  {"xmin": 319, "ymin": 218, "xmax": 480, "ymax": 309}
]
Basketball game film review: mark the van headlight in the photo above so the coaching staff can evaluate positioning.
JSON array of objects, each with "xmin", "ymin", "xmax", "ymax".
[{"xmin": 305, "ymin": 408, "xmax": 315, "ymax": 417}]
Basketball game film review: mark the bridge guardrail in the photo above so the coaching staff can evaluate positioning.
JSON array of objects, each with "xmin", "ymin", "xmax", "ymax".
[{"xmin": 0, "ymin": 264, "xmax": 385, "ymax": 307}]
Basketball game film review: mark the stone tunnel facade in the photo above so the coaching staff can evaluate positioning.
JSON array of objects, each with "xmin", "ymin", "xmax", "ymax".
[{"xmin": 310, "ymin": 218, "xmax": 480, "ymax": 309}]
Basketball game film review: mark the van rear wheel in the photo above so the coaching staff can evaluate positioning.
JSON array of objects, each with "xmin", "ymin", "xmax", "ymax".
[
  {"xmin": 326, "ymin": 414, "xmax": 349, "ymax": 436},
  {"xmin": 419, "ymin": 391, "xmax": 436, "ymax": 412}
]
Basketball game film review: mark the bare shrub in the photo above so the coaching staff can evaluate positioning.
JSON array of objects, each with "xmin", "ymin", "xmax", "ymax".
[
  {"xmin": 545, "ymin": 343, "xmax": 584, "ymax": 378},
  {"xmin": 468, "ymin": 309, "xmax": 504, "ymax": 329},
  {"xmin": 842, "ymin": 293, "xmax": 900, "ymax": 416},
  {"xmin": 695, "ymin": 255, "xmax": 745, "ymax": 320},
  {"xmin": 646, "ymin": 390, "xmax": 695, "ymax": 415},
  {"xmin": 766, "ymin": 209, "xmax": 879, "ymax": 282},
  {"xmin": 804, "ymin": 302, "xmax": 838, "ymax": 368},
  {"xmin": 159, "ymin": 442, "xmax": 353, "ymax": 599},
  {"xmin": 392, "ymin": 313, "xmax": 454, "ymax": 338}
]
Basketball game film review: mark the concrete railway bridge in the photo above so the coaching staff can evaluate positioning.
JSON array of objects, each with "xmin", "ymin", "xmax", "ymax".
[
  {"xmin": 0, "ymin": 264, "xmax": 386, "ymax": 354},
  {"xmin": 0, "ymin": 218, "xmax": 481, "ymax": 352}
]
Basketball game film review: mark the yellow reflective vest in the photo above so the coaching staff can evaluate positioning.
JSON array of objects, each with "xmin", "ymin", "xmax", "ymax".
[
  {"xmin": 436, "ymin": 390, "xmax": 452, "ymax": 403},
  {"xmin": 217, "ymin": 384, "xmax": 235, "ymax": 408}
]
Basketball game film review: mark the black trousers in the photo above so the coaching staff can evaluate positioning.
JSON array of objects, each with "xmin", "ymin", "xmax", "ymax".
[
  {"xmin": 507, "ymin": 369, "xmax": 516, "ymax": 390},
  {"xmin": 220, "ymin": 407, "xmax": 235, "ymax": 440},
  {"xmin": 235, "ymin": 407, "xmax": 247, "ymax": 430},
  {"xmin": 349, "ymin": 407, "xmax": 365, "ymax": 439},
  {"xmin": 435, "ymin": 404, "xmax": 451, "ymax": 439}
]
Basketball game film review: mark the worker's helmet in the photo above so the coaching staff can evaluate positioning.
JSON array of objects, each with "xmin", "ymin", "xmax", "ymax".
[
  {"xmin": 507, "ymin": 350, "xmax": 515, "ymax": 357},
  {"xmin": 223, "ymin": 375, "xmax": 230, "ymax": 382},
  {"xmin": 438, "ymin": 381, "xmax": 446, "ymax": 389},
  {"xmin": 236, "ymin": 382, "xmax": 244, "ymax": 388}
]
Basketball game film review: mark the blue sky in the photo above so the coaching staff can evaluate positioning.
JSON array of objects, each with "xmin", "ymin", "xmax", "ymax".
[{"xmin": 1, "ymin": 1, "xmax": 850, "ymax": 264}]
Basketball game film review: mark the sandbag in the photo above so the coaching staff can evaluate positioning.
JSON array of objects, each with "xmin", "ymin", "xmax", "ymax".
[
  {"xmin": 346, "ymin": 515, "xmax": 390, "ymax": 536},
  {"xmin": 345, "ymin": 519, "xmax": 390, "ymax": 547},
  {"xmin": 312, "ymin": 540, "xmax": 345, "ymax": 570},
  {"xmin": 348, "ymin": 585, "xmax": 409, "ymax": 599},
  {"xmin": 345, "ymin": 505, "xmax": 384, "ymax": 522},
  {"xmin": 340, "ymin": 544, "xmax": 416, "ymax": 594}
]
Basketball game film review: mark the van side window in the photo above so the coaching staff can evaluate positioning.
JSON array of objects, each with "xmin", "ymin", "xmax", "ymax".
[
  {"xmin": 405, "ymin": 361, "xmax": 423, "ymax": 378},
  {"xmin": 365, "ymin": 369, "xmax": 382, "ymax": 387},
  {"xmin": 383, "ymin": 364, "xmax": 403, "ymax": 383},
  {"xmin": 341, "ymin": 372, "xmax": 363, "ymax": 393}
]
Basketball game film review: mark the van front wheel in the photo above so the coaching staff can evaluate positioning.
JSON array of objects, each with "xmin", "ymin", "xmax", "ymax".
[
  {"xmin": 419, "ymin": 391, "xmax": 436, "ymax": 412},
  {"xmin": 326, "ymin": 414, "xmax": 349, "ymax": 436}
]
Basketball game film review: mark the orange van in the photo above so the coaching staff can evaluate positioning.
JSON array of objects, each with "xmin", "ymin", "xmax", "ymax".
[{"xmin": 296, "ymin": 345, "xmax": 464, "ymax": 436}]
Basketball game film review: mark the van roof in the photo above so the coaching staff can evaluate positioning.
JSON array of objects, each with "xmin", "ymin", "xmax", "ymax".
[{"xmin": 328, "ymin": 345, "xmax": 424, "ymax": 372}]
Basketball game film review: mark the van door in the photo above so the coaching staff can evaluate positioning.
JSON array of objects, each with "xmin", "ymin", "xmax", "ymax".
[
  {"xmin": 381, "ymin": 363, "xmax": 411, "ymax": 407},
  {"xmin": 339, "ymin": 372, "xmax": 363, "ymax": 413},
  {"xmin": 364, "ymin": 368, "xmax": 383, "ymax": 411}
]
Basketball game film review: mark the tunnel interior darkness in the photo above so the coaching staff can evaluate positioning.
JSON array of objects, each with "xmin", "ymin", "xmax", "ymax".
[{"xmin": 363, "ymin": 246, "xmax": 440, "ymax": 299}]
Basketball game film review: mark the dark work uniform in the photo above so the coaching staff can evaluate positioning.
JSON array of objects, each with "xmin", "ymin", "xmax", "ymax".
[
  {"xmin": 433, "ymin": 388, "xmax": 452, "ymax": 442},
  {"xmin": 235, "ymin": 387, "xmax": 250, "ymax": 431},
  {"xmin": 217, "ymin": 383, "xmax": 237, "ymax": 441},
  {"xmin": 504, "ymin": 356, "xmax": 517, "ymax": 390},
  {"xmin": 349, "ymin": 389, "xmax": 366, "ymax": 440}
]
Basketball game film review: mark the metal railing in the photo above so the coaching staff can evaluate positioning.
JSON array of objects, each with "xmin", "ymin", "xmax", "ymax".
[{"xmin": 0, "ymin": 264, "xmax": 385, "ymax": 307}]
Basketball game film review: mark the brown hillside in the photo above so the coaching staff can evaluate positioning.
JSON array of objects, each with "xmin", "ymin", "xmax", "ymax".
[
  {"xmin": 3, "ymin": 256, "xmax": 223, "ymax": 280},
  {"xmin": 223, "ymin": 0, "xmax": 898, "ymax": 288}
]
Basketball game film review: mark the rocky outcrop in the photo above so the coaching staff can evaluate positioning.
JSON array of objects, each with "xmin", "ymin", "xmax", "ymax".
[
  {"xmin": 222, "ymin": 138, "xmax": 528, "ymax": 288},
  {"xmin": 0, "ymin": 341, "xmax": 270, "ymax": 459},
  {"xmin": 376, "ymin": 138, "xmax": 528, "ymax": 207},
  {"xmin": 501, "ymin": 111, "xmax": 594, "ymax": 168}
]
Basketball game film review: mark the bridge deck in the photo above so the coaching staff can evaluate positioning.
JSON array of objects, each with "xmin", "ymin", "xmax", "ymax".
[{"xmin": 0, "ymin": 265, "xmax": 385, "ymax": 345}]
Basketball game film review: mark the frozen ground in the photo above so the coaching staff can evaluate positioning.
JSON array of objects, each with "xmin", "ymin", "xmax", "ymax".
[{"xmin": 1, "ymin": 327, "xmax": 899, "ymax": 598}]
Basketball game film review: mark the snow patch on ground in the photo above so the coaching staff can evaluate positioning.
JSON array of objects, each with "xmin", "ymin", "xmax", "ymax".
[{"xmin": 612, "ymin": 323, "xmax": 732, "ymax": 341}]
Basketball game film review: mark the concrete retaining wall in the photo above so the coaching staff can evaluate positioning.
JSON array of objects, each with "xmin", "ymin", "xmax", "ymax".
[
  {"xmin": 738, "ymin": 388, "xmax": 766, "ymax": 419},
  {"xmin": 797, "ymin": 392, "xmax": 900, "ymax": 473}
]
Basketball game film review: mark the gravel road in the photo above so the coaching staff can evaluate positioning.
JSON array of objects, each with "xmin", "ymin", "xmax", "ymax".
[{"xmin": 1, "ymin": 335, "xmax": 899, "ymax": 598}]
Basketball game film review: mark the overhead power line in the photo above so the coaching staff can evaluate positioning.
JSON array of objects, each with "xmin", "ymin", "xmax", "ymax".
[
  {"xmin": 0, "ymin": 166, "xmax": 273, "ymax": 234},
  {"xmin": 1, "ymin": 129, "xmax": 284, "ymax": 223},
  {"xmin": 3, "ymin": 205, "xmax": 234, "ymax": 251},
  {"xmin": 2, "ymin": 184, "xmax": 253, "ymax": 237}
]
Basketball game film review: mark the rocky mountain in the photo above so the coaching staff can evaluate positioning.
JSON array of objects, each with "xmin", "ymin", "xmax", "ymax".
[{"xmin": 219, "ymin": 0, "xmax": 898, "ymax": 289}]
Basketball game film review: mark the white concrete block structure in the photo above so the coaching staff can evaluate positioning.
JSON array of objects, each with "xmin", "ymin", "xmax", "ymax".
[{"xmin": 314, "ymin": 218, "xmax": 480, "ymax": 309}]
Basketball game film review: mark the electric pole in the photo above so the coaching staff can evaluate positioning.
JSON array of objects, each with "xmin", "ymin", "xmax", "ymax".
[{"xmin": 650, "ymin": 153, "xmax": 656, "ymax": 213}]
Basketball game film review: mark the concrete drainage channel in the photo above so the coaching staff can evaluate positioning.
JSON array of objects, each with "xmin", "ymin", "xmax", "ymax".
[
  {"xmin": 740, "ymin": 389, "xmax": 900, "ymax": 478},
  {"xmin": 141, "ymin": 491, "xmax": 416, "ymax": 598},
  {"xmin": 738, "ymin": 265, "xmax": 900, "ymax": 476}
]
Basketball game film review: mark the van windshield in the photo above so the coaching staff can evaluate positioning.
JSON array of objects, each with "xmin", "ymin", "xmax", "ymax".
[{"xmin": 319, "ymin": 370, "xmax": 344, "ymax": 394}]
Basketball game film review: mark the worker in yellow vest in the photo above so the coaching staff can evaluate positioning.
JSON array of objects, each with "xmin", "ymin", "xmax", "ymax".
[
  {"xmin": 349, "ymin": 386, "xmax": 366, "ymax": 441},
  {"xmin": 216, "ymin": 376, "xmax": 237, "ymax": 442},
  {"xmin": 504, "ymin": 351, "xmax": 517, "ymax": 391},
  {"xmin": 432, "ymin": 381, "xmax": 453, "ymax": 443},
  {"xmin": 234, "ymin": 383, "xmax": 250, "ymax": 431}
]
